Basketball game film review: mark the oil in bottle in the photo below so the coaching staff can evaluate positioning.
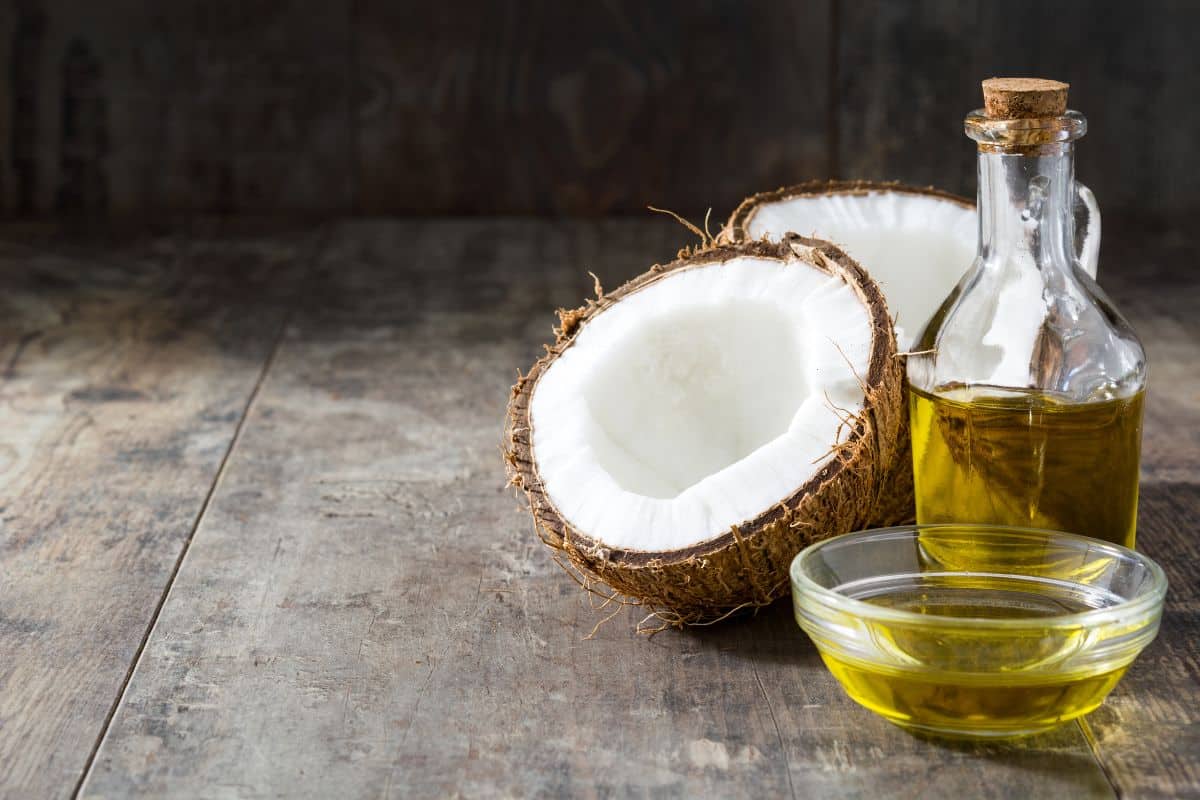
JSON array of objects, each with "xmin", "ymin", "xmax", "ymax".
[
  {"xmin": 905, "ymin": 78, "xmax": 1149, "ymax": 562},
  {"xmin": 910, "ymin": 385, "xmax": 1144, "ymax": 550}
]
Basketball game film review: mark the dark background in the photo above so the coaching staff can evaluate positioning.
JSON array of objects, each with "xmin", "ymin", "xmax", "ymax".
[{"xmin": 2, "ymin": 0, "xmax": 1197, "ymax": 223}]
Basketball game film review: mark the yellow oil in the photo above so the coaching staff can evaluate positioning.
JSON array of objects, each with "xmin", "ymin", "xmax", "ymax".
[
  {"xmin": 910, "ymin": 385, "xmax": 1144, "ymax": 549},
  {"xmin": 823, "ymin": 574, "xmax": 1128, "ymax": 737},
  {"xmin": 824, "ymin": 656, "xmax": 1126, "ymax": 738}
]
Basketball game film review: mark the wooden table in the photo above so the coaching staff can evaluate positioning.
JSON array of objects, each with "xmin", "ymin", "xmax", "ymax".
[{"xmin": 1, "ymin": 218, "xmax": 1196, "ymax": 799}]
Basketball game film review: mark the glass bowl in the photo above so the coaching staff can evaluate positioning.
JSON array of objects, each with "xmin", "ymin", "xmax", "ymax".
[{"xmin": 790, "ymin": 525, "xmax": 1167, "ymax": 739}]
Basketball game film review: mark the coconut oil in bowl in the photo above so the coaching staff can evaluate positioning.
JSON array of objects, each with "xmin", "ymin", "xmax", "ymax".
[{"xmin": 791, "ymin": 525, "xmax": 1166, "ymax": 739}]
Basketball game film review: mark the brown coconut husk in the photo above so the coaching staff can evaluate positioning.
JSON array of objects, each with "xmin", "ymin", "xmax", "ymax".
[
  {"xmin": 503, "ymin": 236, "xmax": 904, "ymax": 628},
  {"xmin": 721, "ymin": 180, "xmax": 975, "ymax": 528}
]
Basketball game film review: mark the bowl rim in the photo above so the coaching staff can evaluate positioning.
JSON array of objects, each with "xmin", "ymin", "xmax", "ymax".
[{"xmin": 789, "ymin": 524, "xmax": 1168, "ymax": 630}]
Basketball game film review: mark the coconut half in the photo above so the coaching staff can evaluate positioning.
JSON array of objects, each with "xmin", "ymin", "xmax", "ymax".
[
  {"xmin": 724, "ymin": 181, "xmax": 977, "ymax": 349},
  {"xmin": 505, "ymin": 237, "xmax": 903, "ymax": 624},
  {"xmin": 722, "ymin": 182, "xmax": 980, "ymax": 530},
  {"xmin": 725, "ymin": 179, "xmax": 1102, "ymax": 345}
]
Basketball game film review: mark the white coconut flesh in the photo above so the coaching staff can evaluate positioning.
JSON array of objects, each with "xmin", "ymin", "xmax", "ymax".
[
  {"xmin": 741, "ymin": 191, "xmax": 976, "ymax": 349},
  {"xmin": 530, "ymin": 255, "xmax": 874, "ymax": 553}
]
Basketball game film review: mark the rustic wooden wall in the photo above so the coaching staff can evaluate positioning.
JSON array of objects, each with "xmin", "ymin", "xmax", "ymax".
[{"xmin": 1, "ymin": 0, "xmax": 1196, "ymax": 219}]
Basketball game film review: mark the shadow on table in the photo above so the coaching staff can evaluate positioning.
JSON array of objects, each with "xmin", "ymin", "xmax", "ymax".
[{"xmin": 670, "ymin": 597, "xmax": 822, "ymax": 667}]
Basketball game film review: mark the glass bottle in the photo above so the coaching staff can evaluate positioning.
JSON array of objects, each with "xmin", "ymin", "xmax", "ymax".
[{"xmin": 907, "ymin": 78, "xmax": 1147, "ymax": 550}]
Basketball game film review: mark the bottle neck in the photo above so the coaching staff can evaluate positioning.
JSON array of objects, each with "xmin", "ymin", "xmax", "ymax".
[{"xmin": 976, "ymin": 145, "xmax": 1076, "ymax": 274}]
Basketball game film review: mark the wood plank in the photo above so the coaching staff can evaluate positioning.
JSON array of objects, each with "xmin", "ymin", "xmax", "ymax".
[
  {"xmin": 5, "ymin": 2, "xmax": 1200, "ymax": 219},
  {"xmin": 83, "ymin": 219, "xmax": 1126, "ymax": 798},
  {"xmin": 836, "ymin": 0, "xmax": 1200, "ymax": 218},
  {"xmin": 0, "ymin": 226, "xmax": 318, "ymax": 797},
  {"xmin": 0, "ymin": 1, "xmax": 353, "ymax": 216},
  {"xmin": 1087, "ymin": 483, "xmax": 1200, "ymax": 799},
  {"xmin": 1078, "ymin": 229, "xmax": 1200, "ymax": 798},
  {"xmin": 356, "ymin": 1, "xmax": 831, "ymax": 216}
]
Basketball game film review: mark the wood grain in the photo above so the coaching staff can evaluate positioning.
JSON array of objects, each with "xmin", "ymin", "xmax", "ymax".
[
  {"xmin": 0, "ymin": 1, "xmax": 353, "ymax": 216},
  {"xmin": 0, "ymin": 227, "xmax": 317, "ymax": 797},
  {"xmin": 1087, "ymin": 484, "xmax": 1200, "ymax": 800},
  {"xmin": 4, "ymin": 1, "xmax": 1200, "ymax": 218},
  {"xmin": 356, "ymin": 1, "xmax": 832, "ymax": 216},
  {"xmin": 1086, "ymin": 236, "xmax": 1200, "ymax": 797},
  {"xmin": 78, "ymin": 219, "xmax": 1141, "ymax": 799}
]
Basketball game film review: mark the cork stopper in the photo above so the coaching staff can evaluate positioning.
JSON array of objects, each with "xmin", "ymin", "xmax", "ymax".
[{"xmin": 982, "ymin": 78, "xmax": 1069, "ymax": 119}]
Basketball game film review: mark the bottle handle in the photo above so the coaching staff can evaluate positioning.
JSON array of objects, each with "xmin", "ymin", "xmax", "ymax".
[{"xmin": 1075, "ymin": 182, "xmax": 1101, "ymax": 278}]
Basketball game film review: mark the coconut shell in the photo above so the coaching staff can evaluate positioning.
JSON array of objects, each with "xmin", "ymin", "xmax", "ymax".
[
  {"xmin": 721, "ymin": 180, "xmax": 975, "ymax": 529},
  {"xmin": 504, "ymin": 237, "xmax": 905, "ymax": 626}
]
